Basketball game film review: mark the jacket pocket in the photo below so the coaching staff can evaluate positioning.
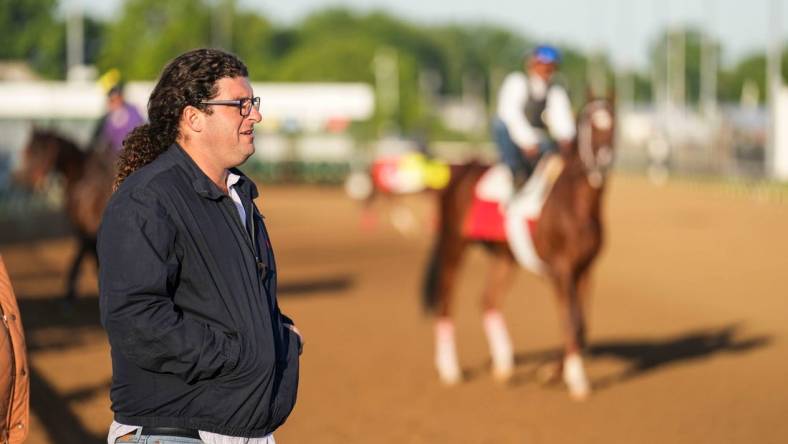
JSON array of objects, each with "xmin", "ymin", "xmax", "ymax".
[{"xmin": 268, "ymin": 327, "xmax": 300, "ymax": 429}]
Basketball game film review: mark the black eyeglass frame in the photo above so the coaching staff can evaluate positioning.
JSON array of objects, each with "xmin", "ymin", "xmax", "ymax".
[{"xmin": 200, "ymin": 96, "xmax": 261, "ymax": 117}]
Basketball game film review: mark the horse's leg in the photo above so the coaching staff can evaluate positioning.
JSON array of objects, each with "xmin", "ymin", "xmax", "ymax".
[
  {"xmin": 389, "ymin": 203, "xmax": 418, "ymax": 237},
  {"xmin": 551, "ymin": 264, "xmax": 591, "ymax": 400},
  {"xmin": 433, "ymin": 237, "xmax": 467, "ymax": 385},
  {"xmin": 88, "ymin": 237, "xmax": 99, "ymax": 273},
  {"xmin": 575, "ymin": 268, "xmax": 593, "ymax": 349},
  {"xmin": 481, "ymin": 245, "xmax": 516, "ymax": 382},
  {"xmin": 65, "ymin": 237, "xmax": 89, "ymax": 302},
  {"xmin": 359, "ymin": 190, "xmax": 379, "ymax": 231}
]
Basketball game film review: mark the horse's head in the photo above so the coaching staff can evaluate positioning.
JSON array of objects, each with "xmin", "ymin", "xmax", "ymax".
[
  {"xmin": 15, "ymin": 128, "xmax": 82, "ymax": 190},
  {"xmin": 576, "ymin": 99, "xmax": 615, "ymax": 188}
]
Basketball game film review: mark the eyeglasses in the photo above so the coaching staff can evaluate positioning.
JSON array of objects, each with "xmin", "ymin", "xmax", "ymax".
[{"xmin": 200, "ymin": 96, "xmax": 261, "ymax": 117}]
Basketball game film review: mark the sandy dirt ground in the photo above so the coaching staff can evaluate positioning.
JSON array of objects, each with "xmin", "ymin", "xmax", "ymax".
[{"xmin": 2, "ymin": 174, "xmax": 787, "ymax": 444}]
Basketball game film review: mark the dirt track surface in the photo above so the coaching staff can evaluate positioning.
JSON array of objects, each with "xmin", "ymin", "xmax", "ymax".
[{"xmin": 2, "ymin": 174, "xmax": 787, "ymax": 444}]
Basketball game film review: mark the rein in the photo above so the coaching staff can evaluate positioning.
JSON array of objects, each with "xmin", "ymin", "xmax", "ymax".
[{"xmin": 576, "ymin": 100, "xmax": 614, "ymax": 189}]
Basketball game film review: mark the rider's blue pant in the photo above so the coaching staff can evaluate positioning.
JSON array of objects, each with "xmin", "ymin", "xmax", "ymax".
[{"xmin": 492, "ymin": 117, "xmax": 556, "ymax": 181}]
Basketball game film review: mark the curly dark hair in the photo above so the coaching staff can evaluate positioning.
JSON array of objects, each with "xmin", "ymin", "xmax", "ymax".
[{"xmin": 114, "ymin": 48, "xmax": 249, "ymax": 189}]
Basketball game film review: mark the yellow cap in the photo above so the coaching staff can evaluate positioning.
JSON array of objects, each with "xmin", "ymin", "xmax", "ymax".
[{"xmin": 98, "ymin": 68, "xmax": 122, "ymax": 94}]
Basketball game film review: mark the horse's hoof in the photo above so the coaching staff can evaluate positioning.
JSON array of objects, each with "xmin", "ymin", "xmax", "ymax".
[
  {"xmin": 435, "ymin": 351, "xmax": 462, "ymax": 386},
  {"xmin": 492, "ymin": 364, "xmax": 513, "ymax": 383},
  {"xmin": 563, "ymin": 353, "xmax": 591, "ymax": 400},
  {"xmin": 568, "ymin": 384, "xmax": 591, "ymax": 401},
  {"xmin": 438, "ymin": 369, "xmax": 462, "ymax": 386},
  {"xmin": 483, "ymin": 311, "xmax": 514, "ymax": 384}
]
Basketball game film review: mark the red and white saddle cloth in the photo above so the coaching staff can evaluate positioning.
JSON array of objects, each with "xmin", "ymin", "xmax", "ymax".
[{"xmin": 462, "ymin": 155, "xmax": 564, "ymax": 274}]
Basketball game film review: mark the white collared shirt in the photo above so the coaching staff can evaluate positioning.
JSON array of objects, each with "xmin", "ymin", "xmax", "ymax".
[
  {"xmin": 496, "ymin": 71, "xmax": 576, "ymax": 148},
  {"xmin": 227, "ymin": 171, "xmax": 247, "ymax": 228}
]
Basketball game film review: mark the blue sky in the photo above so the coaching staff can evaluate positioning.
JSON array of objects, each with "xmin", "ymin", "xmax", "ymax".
[{"xmin": 76, "ymin": 0, "xmax": 785, "ymax": 70}]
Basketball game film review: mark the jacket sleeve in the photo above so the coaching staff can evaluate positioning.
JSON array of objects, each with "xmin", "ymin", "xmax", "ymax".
[
  {"xmin": 0, "ymin": 255, "xmax": 29, "ymax": 444},
  {"xmin": 98, "ymin": 188, "xmax": 240, "ymax": 384}
]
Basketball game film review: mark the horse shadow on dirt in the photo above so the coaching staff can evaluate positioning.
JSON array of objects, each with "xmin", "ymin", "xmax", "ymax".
[
  {"xmin": 497, "ymin": 323, "xmax": 772, "ymax": 390},
  {"xmin": 13, "ymin": 271, "xmax": 354, "ymax": 444}
]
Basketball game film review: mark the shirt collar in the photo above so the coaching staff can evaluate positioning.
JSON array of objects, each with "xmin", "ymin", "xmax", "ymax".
[
  {"xmin": 165, "ymin": 144, "xmax": 259, "ymax": 201},
  {"xmin": 227, "ymin": 171, "xmax": 242, "ymax": 190}
]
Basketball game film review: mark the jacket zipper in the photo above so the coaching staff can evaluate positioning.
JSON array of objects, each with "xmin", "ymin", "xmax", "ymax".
[
  {"xmin": 221, "ymin": 197, "xmax": 260, "ymax": 271},
  {"xmin": 1, "ymin": 305, "xmax": 15, "ymax": 444}
]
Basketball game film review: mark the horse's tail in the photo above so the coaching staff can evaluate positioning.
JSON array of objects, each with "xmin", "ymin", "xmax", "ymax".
[{"xmin": 421, "ymin": 162, "xmax": 480, "ymax": 314}]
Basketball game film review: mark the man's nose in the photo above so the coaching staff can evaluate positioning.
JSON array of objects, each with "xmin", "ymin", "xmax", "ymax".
[{"xmin": 248, "ymin": 105, "xmax": 262, "ymax": 123}]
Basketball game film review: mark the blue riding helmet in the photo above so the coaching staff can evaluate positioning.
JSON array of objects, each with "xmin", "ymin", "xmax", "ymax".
[{"xmin": 531, "ymin": 45, "xmax": 562, "ymax": 65}]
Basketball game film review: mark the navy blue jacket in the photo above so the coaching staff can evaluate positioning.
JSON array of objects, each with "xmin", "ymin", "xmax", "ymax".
[{"xmin": 98, "ymin": 144, "xmax": 299, "ymax": 437}]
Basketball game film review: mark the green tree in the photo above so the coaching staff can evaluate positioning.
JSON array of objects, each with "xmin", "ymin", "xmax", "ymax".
[
  {"xmin": 97, "ymin": 0, "xmax": 213, "ymax": 79},
  {"xmin": 231, "ymin": 10, "xmax": 275, "ymax": 80},
  {"xmin": 0, "ymin": 0, "xmax": 66, "ymax": 78},
  {"xmin": 649, "ymin": 28, "xmax": 711, "ymax": 105},
  {"xmin": 717, "ymin": 49, "xmax": 788, "ymax": 104},
  {"xmin": 427, "ymin": 24, "xmax": 529, "ymax": 98},
  {"xmin": 273, "ymin": 8, "xmax": 448, "ymax": 133}
]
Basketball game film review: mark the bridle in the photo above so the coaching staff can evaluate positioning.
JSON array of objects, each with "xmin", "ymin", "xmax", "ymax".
[{"xmin": 576, "ymin": 100, "xmax": 615, "ymax": 188}]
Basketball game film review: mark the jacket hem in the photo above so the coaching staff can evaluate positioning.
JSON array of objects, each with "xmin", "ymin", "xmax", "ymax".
[{"xmin": 114, "ymin": 415, "xmax": 275, "ymax": 438}]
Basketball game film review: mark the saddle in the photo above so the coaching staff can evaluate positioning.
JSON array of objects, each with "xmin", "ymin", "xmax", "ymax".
[{"xmin": 463, "ymin": 155, "xmax": 564, "ymax": 273}]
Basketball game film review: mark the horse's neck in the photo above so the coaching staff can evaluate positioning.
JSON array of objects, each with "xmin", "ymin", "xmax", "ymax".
[
  {"xmin": 561, "ymin": 154, "xmax": 604, "ymax": 216},
  {"xmin": 53, "ymin": 140, "xmax": 87, "ymax": 186}
]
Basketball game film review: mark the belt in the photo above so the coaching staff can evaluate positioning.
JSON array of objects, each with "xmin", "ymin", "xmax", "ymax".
[{"xmin": 140, "ymin": 427, "xmax": 200, "ymax": 439}]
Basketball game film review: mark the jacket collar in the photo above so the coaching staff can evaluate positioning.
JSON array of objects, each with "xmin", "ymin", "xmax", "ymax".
[{"xmin": 165, "ymin": 143, "xmax": 259, "ymax": 201}]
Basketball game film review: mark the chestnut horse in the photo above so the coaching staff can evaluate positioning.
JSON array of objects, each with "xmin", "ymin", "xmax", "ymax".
[
  {"xmin": 15, "ymin": 129, "xmax": 115, "ymax": 302},
  {"xmin": 422, "ymin": 99, "xmax": 615, "ymax": 399}
]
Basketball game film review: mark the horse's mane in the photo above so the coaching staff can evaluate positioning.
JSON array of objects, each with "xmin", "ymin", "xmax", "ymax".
[{"xmin": 29, "ymin": 128, "xmax": 83, "ymax": 156}]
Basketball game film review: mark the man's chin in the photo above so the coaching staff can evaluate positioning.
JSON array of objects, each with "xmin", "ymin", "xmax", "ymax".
[
  {"xmin": 225, "ymin": 145, "xmax": 255, "ymax": 168},
  {"xmin": 238, "ymin": 145, "xmax": 255, "ymax": 164}
]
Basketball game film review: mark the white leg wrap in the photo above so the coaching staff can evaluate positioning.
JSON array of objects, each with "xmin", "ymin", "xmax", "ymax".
[
  {"xmin": 563, "ymin": 353, "xmax": 591, "ymax": 400},
  {"xmin": 434, "ymin": 319, "xmax": 462, "ymax": 385},
  {"xmin": 483, "ymin": 310, "xmax": 514, "ymax": 381}
]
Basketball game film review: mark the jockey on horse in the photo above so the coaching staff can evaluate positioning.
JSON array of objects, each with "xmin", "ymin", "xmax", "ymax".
[
  {"xmin": 424, "ymin": 44, "xmax": 616, "ymax": 399},
  {"xmin": 493, "ymin": 44, "xmax": 575, "ymax": 190},
  {"xmin": 89, "ymin": 69, "xmax": 144, "ymax": 164}
]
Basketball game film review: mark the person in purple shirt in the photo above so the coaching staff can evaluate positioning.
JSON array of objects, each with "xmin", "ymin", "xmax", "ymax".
[{"xmin": 90, "ymin": 83, "xmax": 145, "ymax": 158}]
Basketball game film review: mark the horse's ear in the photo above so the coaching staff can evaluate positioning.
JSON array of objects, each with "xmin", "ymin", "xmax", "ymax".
[
  {"xmin": 607, "ymin": 87, "xmax": 616, "ymax": 108},
  {"xmin": 31, "ymin": 122, "xmax": 52, "ymax": 136},
  {"xmin": 585, "ymin": 85, "xmax": 596, "ymax": 102}
]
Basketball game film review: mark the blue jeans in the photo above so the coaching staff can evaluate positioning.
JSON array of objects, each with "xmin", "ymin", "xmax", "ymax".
[
  {"xmin": 115, "ymin": 429, "xmax": 203, "ymax": 444},
  {"xmin": 492, "ymin": 118, "xmax": 556, "ymax": 181}
]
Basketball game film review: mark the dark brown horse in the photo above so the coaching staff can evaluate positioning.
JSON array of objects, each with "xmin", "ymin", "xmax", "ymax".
[
  {"xmin": 15, "ymin": 129, "xmax": 115, "ymax": 301},
  {"xmin": 422, "ymin": 99, "xmax": 615, "ymax": 399}
]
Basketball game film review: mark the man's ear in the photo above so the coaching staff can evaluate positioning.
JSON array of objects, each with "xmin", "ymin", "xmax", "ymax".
[{"xmin": 182, "ymin": 105, "xmax": 204, "ymax": 133}]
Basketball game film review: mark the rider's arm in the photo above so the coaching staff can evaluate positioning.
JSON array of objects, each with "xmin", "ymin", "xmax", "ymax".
[
  {"xmin": 544, "ymin": 85, "xmax": 576, "ymax": 143},
  {"xmin": 497, "ymin": 72, "xmax": 539, "ymax": 150}
]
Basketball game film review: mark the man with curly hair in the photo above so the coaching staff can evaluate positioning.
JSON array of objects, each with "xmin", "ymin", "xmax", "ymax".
[{"xmin": 98, "ymin": 48, "xmax": 301, "ymax": 444}]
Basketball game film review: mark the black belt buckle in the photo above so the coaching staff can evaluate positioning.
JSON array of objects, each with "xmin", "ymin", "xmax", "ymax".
[{"xmin": 140, "ymin": 427, "xmax": 200, "ymax": 439}]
